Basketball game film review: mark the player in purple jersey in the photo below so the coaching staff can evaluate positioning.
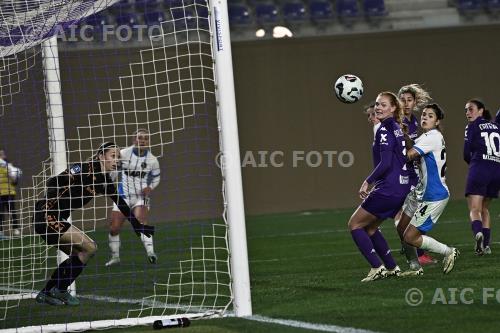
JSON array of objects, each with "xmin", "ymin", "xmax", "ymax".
[
  {"xmin": 464, "ymin": 99, "xmax": 500, "ymax": 255},
  {"xmin": 495, "ymin": 108, "xmax": 500, "ymax": 125},
  {"xmin": 364, "ymin": 102, "xmax": 380, "ymax": 137},
  {"xmin": 396, "ymin": 84, "xmax": 437, "ymax": 265},
  {"xmin": 349, "ymin": 92, "xmax": 410, "ymax": 282}
]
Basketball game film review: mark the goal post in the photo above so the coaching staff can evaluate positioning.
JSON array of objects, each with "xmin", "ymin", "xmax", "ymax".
[
  {"xmin": 0, "ymin": 0, "xmax": 252, "ymax": 330},
  {"xmin": 210, "ymin": 0, "xmax": 252, "ymax": 317}
]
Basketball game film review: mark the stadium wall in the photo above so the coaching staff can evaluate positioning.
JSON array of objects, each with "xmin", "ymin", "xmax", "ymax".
[
  {"xmin": 232, "ymin": 24, "xmax": 500, "ymax": 214},
  {"xmin": 2, "ymin": 24, "xmax": 500, "ymax": 220}
]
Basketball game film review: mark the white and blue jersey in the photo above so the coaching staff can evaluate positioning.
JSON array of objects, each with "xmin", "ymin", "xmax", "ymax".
[
  {"xmin": 112, "ymin": 146, "xmax": 160, "ymax": 211},
  {"xmin": 413, "ymin": 129, "xmax": 449, "ymax": 202}
]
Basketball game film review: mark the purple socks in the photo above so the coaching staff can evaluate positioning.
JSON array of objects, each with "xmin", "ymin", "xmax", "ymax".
[
  {"xmin": 351, "ymin": 229, "xmax": 382, "ymax": 268},
  {"xmin": 483, "ymin": 228, "xmax": 491, "ymax": 247},
  {"xmin": 471, "ymin": 220, "xmax": 483, "ymax": 236},
  {"xmin": 370, "ymin": 229, "xmax": 397, "ymax": 269}
]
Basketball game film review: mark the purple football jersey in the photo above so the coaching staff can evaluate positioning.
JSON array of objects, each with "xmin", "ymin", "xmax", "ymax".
[
  {"xmin": 464, "ymin": 116, "xmax": 500, "ymax": 166},
  {"xmin": 403, "ymin": 114, "xmax": 419, "ymax": 141},
  {"xmin": 368, "ymin": 117, "xmax": 410, "ymax": 197},
  {"xmin": 403, "ymin": 114, "xmax": 419, "ymax": 184}
]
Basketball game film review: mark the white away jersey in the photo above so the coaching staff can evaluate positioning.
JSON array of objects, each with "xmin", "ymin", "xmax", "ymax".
[
  {"xmin": 413, "ymin": 129, "xmax": 449, "ymax": 201},
  {"xmin": 119, "ymin": 146, "xmax": 160, "ymax": 197}
]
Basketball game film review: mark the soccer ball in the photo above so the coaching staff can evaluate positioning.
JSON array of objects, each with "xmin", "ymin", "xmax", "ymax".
[{"xmin": 334, "ymin": 74, "xmax": 363, "ymax": 104}]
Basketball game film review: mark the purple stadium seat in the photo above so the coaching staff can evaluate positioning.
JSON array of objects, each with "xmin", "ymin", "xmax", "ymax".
[
  {"xmin": 135, "ymin": 0, "xmax": 160, "ymax": 11},
  {"xmin": 336, "ymin": 0, "xmax": 359, "ymax": 18},
  {"xmin": 228, "ymin": 3, "xmax": 252, "ymax": 25},
  {"xmin": 255, "ymin": 3, "xmax": 279, "ymax": 25},
  {"xmin": 84, "ymin": 13, "xmax": 109, "ymax": 33},
  {"xmin": 484, "ymin": 0, "xmax": 500, "ymax": 11},
  {"xmin": 309, "ymin": 0, "xmax": 334, "ymax": 22},
  {"xmin": 115, "ymin": 0, "xmax": 133, "ymax": 10},
  {"xmin": 164, "ymin": 0, "xmax": 185, "ymax": 8},
  {"xmin": 363, "ymin": 0, "xmax": 386, "ymax": 17},
  {"xmin": 282, "ymin": 1, "xmax": 307, "ymax": 23},
  {"xmin": 170, "ymin": 7, "xmax": 197, "ymax": 30},
  {"xmin": 144, "ymin": 11, "xmax": 166, "ymax": 27},
  {"xmin": 455, "ymin": 0, "xmax": 482, "ymax": 13},
  {"xmin": 194, "ymin": 1, "xmax": 210, "ymax": 29},
  {"xmin": 116, "ymin": 12, "xmax": 139, "ymax": 27},
  {"xmin": 115, "ymin": 12, "xmax": 139, "ymax": 38}
]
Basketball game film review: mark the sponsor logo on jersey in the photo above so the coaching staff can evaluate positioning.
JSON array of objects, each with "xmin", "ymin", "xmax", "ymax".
[{"xmin": 70, "ymin": 164, "xmax": 81, "ymax": 175}]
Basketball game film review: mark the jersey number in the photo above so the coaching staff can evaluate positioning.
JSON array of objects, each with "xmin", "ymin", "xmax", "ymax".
[
  {"xmin": 419, "ymin": 204, "xmax": 428, "ymax": 216},
  {"xmin": 440, "ymin": 148, "xmax": 447, "ymax": 178},
  {"xmin": 481, "ymin": 132, "xmax": 500, "ymax": 157}
]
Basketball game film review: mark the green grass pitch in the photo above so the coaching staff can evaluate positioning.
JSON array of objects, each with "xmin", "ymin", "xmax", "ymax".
[{"xmin": 2, "ymin": 199, "xmax": 500, "ymax": 332}]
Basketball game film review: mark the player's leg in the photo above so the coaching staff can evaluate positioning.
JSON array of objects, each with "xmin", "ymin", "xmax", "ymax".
[
  {"xmin": 404, "ymin": 198, "xmax": 458, "ymax": 274},
  {"xmin": 348, "ymin": 207, "xmax": 387, "ymax": 282},
  {"xmin": 8, "ymin": 195, "xmax": 20, "ymax": 235},
  {"xmin": 467, "ymin": 194, "xmax": 485, "ymax": 255},
  {"xmin": 0, "ymin": 197, "xmax": 7, "ymax": 239},
  {"xmin": 133, "ymin": 202, "xmax": 157, "ymax": 264},
  {"xmin": 106, "ymin": 205, "xmax": 126, "ymax": 266},
  {"xmin": 41, "ymin": 225, "xmax": 96, "ymax": 305},
  {"xmin": 365, "ymin": 222, "xmax": 399, "ymax": 276},
  {"xmin": 482, "ymin": 198, "xmax": 492, "ymax": 254}
]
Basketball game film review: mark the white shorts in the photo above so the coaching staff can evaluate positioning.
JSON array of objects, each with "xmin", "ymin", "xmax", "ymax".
[
  {"xmin": 112, "ymin": 196, "xmax": 150, "ymax": 212},
  {"xmin": 402, "ymin": 191, "xmax": 448, "ymax": 233}
]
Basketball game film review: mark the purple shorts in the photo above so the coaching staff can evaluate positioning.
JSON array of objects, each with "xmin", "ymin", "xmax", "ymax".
[
  {"xmin": 361, "ymin": 192, "xmax": 407, "ymax": 220},
  {"xmin": 465, "ymin": 163, "xmax": 500, "ymax": 198}
]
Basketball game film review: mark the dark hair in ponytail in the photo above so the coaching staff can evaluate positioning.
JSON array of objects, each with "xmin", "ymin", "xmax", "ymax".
[
  {"xmin": 92, "ymin": 142, "xmax": 118, "ymax": 160},
  {"xmin": 467, "ymin": 99, "xmax": 491, "ymax": 121}
]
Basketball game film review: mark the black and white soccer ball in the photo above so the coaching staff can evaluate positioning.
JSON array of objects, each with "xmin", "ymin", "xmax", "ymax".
[{"xmin": 334, "ymin": 74, "xmax": 363, "ymax": 104}]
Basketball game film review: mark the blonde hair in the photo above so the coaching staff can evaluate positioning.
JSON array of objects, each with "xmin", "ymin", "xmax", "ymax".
[
  {"xmin": 378, "ymin": 91, "xmax": 404, "ymax": 125},
  {"xmin": 398, "ymin": 84, "xmax": 431, "ymax": 111}
]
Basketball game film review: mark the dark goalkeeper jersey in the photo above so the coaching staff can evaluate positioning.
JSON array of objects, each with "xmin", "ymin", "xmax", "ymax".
[{"xmin": 40, "ymin": 160, "xmax": 136, "ymax": 222}]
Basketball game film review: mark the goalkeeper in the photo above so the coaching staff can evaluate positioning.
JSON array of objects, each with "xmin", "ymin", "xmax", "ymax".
[
  {"xmin": 34, "ymin": 142, "xmax": 154, "ymax": 306},
  {"xmin": 105, "ymin": 129, "xmax": 160, "ymax": 266}
]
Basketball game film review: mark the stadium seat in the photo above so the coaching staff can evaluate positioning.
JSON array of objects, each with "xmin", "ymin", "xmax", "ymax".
[
  {"xmin": 115, "ymin": 12, "xmax": 139, "ymax": 38},
  {"xmin": 144, "ymin": 11, "xmax": 166, "ymax": 27},
  {"xmin": 115, "ymin": 0, "xmax": 133, "ymax": 11},
  {"xmin": 135, "ymin": 0, "xmax": 160, "ymax": 11},
  {"xmin": 282, "ymin": 1, "xmax": 307, "ymax": 23},
  {"xmin": 84, "ymin": 13, "xmax": 109, "ymax": 37},
  {"xmin": 170, "ymin": 7, "xmax": 197, "ymax": 30},
  {"xmin": 228, "ymin": 3, "xmax": 252, "ymax": 26},
  {"xmin": 484, "ymin": 0, "xmax": 500, "ymax": 12},
  {"xmin": 455, "ymin": 0, "xmax": 482, "ymax": 14},
  {"xmin": 363, "ymin": 0, "xmax": 386, "ymax": 17},
  {"xmin": 116, "ymin": 12, "xmax": 139, "ymax": 27},
  {"xmin": 309, "ymin": 0, "xmax": 334, "ymax": 22},
  {"xmin": 164, "ymin": 0, "xmax": 185, "ymax": 8},
  {"xmin": 336, "ymin": 0, "xmax": 360, "ymax": 19},
  {"xmin": 255, "ymin": 2, "xmax": 279, "ymax": 25},
  {"xmin": 194, "ymin": 0, "xmax": 210, "ymax": 29}
]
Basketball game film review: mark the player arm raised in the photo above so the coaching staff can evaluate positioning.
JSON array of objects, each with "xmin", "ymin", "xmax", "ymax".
[{"xmin": 107, "ymin": 183, "xmax": 154, "ymax": 238}]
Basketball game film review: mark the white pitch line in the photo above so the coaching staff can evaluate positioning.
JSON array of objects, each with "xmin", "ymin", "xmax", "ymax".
[{"xmin": 246, "ymin": 315, "xmax": 382, "ymax": 333}]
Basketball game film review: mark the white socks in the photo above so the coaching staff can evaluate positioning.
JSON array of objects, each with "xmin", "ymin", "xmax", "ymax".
[
  {"xmin": 108, "ymin": 234, "xmax": 120, "ymax": 258},
  {"xmin": 140, "ymin": 233, "xmax": 155, "ymax": 256},
  {"xmin": 421, "ymin": 235, "xmax": 452, "ymax": 256}
]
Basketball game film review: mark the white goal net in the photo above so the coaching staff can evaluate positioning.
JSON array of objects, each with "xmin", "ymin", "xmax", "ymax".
[{"xmin": 0, "ymin": 0, "xmax": 249, "ymax": 331}]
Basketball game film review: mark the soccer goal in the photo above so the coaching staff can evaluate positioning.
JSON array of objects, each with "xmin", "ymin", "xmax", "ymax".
[{"xmin": 0, "ymin": 0, "xmax": 251, "ymax": 331}]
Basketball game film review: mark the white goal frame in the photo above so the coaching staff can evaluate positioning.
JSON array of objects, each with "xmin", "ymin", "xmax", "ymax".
[{"xmin": 0, "ymin": 0, "xmax": 252, "ymax": 330}]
